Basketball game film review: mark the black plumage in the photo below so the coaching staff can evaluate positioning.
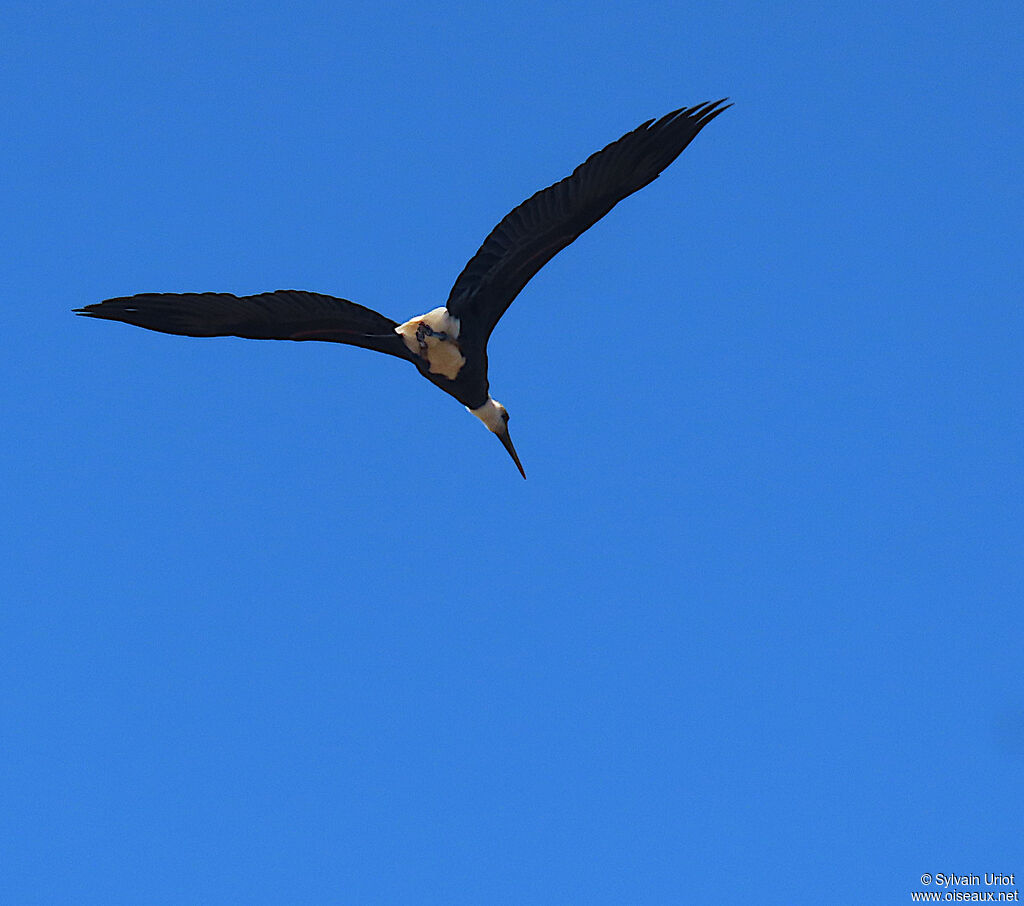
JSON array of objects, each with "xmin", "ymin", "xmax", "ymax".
[
  {"xmin": 446, "ymin": 100, "xmax": 731, "ymax": 342},
  {"xmin": 78, "ymin": 290, "xmax": 413, "ymax": 361},
  {"xmin": 77, "ymin": 100, "xmax": 731, "ymax": 476}
]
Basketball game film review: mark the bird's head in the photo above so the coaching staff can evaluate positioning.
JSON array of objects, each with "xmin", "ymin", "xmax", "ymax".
[{"xmin": 468, "ymin": 397, "xmax": 526, "ymax": 479}]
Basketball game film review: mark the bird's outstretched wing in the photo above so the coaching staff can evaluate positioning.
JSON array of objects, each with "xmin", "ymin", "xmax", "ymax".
[
  {"xmin": 75, "ymin": 290, "xmax": 415, "ymax": 361},
  {"xmin": 445, "ymin": 100, "xmax": 731, "ymax": 339}
]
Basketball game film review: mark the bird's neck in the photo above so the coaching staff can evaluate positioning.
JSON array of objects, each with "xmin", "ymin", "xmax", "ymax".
[{"xmin": 468, "ymin": 397, "xmax": 504, "ymax": 433}]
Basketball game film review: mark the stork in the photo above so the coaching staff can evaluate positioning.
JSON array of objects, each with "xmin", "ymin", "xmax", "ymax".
[{"xmin": 76, "ymin": 100, "xmax": 731, "ymax": 478}]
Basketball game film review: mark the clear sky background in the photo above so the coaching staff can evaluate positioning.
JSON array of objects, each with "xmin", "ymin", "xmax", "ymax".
[{"xmin": 2, "ymin": 1, "xmax": 1022, "ymax": 902}]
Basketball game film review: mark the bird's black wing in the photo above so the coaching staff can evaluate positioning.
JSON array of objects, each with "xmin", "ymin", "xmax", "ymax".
[
  {"xmin": 445, "ymin": 100, "xmax": 730, "ymax": 340},
  {"xmin": 75, "ymin": 290, "xmax": 415, "ymax": 361}
]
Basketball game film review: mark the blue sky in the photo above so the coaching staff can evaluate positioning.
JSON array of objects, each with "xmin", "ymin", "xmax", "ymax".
[{"xmin": 2, "ymin": 0, "xmax": 1022, "ymax": 902}]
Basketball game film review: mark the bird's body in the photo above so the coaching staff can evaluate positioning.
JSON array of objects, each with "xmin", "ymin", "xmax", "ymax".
[
  {"xmin": 77, "ymin": 100, "xmax": 731, "ymax": 477},
  {"xmin": 394, "ymin": 307, "xmax": 466, "ymax": 381}
]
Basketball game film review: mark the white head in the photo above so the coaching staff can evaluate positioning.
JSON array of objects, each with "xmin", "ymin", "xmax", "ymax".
[{"xmin": 468, "ymin": 397, "xmax": 525, "ymax": 478}]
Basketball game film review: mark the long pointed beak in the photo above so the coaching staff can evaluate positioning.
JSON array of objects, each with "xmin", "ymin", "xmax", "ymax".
[{"xmin": 497, "ymin": 426, "xmax": 526, "ymax": 479}]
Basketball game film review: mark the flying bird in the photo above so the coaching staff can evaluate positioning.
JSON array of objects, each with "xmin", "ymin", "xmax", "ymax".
[{"xmin": 76, "ymin": 100, "xmax": 731, "ymax": 478}]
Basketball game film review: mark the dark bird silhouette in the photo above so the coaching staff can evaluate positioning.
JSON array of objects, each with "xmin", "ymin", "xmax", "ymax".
[{"xmin": 76, "ymin": 100, "xmax": 731, "ymax": 477}]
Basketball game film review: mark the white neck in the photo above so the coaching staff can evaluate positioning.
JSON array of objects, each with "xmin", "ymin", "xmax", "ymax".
[{"xmin": 468, "ymin": 397, "xmax": 505, "ymax": 433}]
